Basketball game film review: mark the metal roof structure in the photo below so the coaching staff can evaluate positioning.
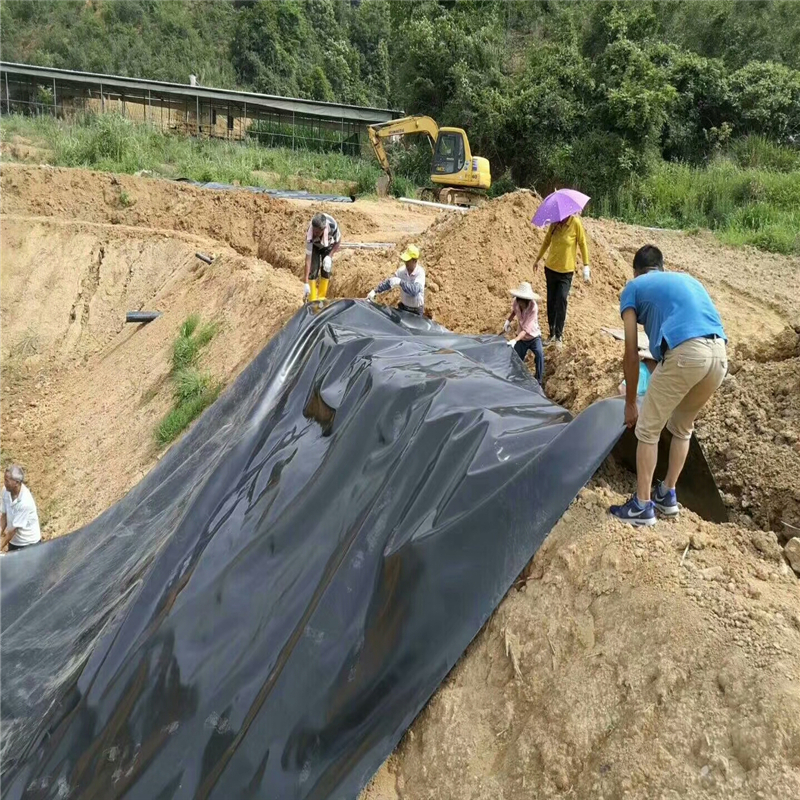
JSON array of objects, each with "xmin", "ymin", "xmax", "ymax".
[{"xmin": 0, "ymin": 62, "xmax": 401, "ymax": 124}]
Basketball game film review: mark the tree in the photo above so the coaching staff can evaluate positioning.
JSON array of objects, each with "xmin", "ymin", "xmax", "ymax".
[
  {"xmin": 231, "ymin": 0, "xmax": 309, "ymax": 95},
  {"xmin": 656, "ymin": 47, "xmax": 730, "ymax": 163},
  {"xmin": 593, "ymin": 39, "xmax": 676, "ymax": 150},
  {"xmin": 304, "ymin": 66, "xmax": 335, "ymax": 102},
  {"xmin": 351, "ymin": 0, "xmax": 391, "ymax": 104},
  {"xmin": 497, "ymin": 43, "xmax": 593, "ymax": 189},
  {"xmin": 729, "ymin": 61, "xmax": 800, "ymax": 141}
]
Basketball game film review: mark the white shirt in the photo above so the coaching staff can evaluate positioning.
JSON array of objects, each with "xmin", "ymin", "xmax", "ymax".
[
  {"xmin": 395, "ymin": 265, "xmax": 426, "ymax": 309},
  {"xmin": 3, "ymin": 485, "xmax": 41, "ymax": 546}
]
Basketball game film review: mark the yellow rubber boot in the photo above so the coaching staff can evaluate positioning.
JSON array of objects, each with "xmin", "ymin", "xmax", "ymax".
[
  {"xmin": 309, "ymin": 280, "xmax": 318, "ymax": 302},
  {"xmin": 318, "ymin": 277, "xmax": 330, "ymax": 300}
]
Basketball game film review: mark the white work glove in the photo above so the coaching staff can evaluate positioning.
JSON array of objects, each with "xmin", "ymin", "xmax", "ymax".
[
  {"xmin": 388, "ymin": 276, "xmax": 401, "ymax": 288},
  {"xmin": 583, "ymin": 265, "xmax": 591, "ymax": 283},
  {"xmin": 503, "ymin": 320, "xmax": 512, "ymax": 334},
  {"xmin": 303, "ymin": 283, "xmax": 311, "ymax": 301},
  {"xmin": 507, "ymin": 339, "xmax": 516, "ymax": 347},
  {"xmin": 322, "ymin": 255, "xmax": 332, "ymax": 272},
  {"xmin": 367, "ymin": 290, "xmax": 376, "ymax": 302}
]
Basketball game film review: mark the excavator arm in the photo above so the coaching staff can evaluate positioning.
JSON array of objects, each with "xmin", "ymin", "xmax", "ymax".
[{"xmin": 367, "ymin": 116, "xmax": 440, "ymax": 179}]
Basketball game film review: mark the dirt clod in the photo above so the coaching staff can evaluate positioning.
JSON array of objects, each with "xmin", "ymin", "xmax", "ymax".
[{"xmin": 786, "ymin": 538, "xmax": 800, "ymax": 574}]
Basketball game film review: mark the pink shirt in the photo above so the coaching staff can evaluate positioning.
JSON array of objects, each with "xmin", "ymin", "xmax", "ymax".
[{"xmin": 513, "ymin": 299, "xmax": 542, "ymax": 339}]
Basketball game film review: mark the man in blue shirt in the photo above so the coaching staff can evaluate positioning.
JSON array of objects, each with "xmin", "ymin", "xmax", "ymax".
[{"xmin": 610, "ymin": 245, "xmax": 727, "ymax": 526}]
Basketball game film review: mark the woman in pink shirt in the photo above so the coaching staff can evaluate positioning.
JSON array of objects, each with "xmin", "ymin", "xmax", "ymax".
[{"xmin": 503, "ymin": 281, "xmax": 544, "ymax": 385}]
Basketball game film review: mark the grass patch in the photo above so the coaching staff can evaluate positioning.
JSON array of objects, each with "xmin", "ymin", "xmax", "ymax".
[
  {"xmin": 728, "ymin": 136, "xmax": 800, "ymax": 173},
  {"xmin": 156, "ymin": 314, "xmax": 221, "ymax": 447},
  {"xmin": 171, "ymin": 314, "xmax": 219, "ymax": 371},
  {"xmin": 389, "ymin": 175, "xmax": 417, "ymax": 199},
  {"xmin": 0, "ymin": 112, "xmax": 387, "ymax": 193},
  {"xmin": 596, "ymin": 157, "xmax": 800, "ymax": 255},
  {"xmin": 156, "ymin": 386, "xmax": 222, "ymax": 448},
  {"xmin": 173, "ymin": 367, "xmax": 212, "ymax": 403}
]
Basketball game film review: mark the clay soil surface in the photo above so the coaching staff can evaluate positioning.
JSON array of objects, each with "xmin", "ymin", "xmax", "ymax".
[{"xmin": 2, "ymin": 165, "xmax": 799, "ymax": 799}]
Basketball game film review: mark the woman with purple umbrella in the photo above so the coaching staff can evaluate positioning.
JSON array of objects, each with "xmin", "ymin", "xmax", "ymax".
[{"xmin": 532, "ymin": 189, "xmax": 591, "ymax": 348}]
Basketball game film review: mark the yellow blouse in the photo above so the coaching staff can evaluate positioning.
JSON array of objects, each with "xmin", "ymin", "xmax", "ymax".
[{"xmin": 535, "ymin": 216, "xmax": 589, "ymax": 274}]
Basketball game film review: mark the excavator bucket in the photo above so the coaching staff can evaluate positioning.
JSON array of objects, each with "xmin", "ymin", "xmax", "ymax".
[{"xmin": 609, "ymin": 427, "xmax": 728, "ymax": 523}]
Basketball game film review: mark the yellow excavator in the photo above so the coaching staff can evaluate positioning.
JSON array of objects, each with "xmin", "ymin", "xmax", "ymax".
[{"xmin": 367, "ymin": 116, "xmax": 491, "ymax": 207}]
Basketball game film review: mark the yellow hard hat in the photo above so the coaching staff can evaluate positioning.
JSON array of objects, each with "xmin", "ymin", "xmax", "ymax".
[{"xmin": 400, "ymin": 244, "xmax": 420, "ymax": 262}]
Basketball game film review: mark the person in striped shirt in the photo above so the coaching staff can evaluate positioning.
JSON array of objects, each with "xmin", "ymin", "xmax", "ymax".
[
  {"xmin": 367, "ymin": 245, "xmax": 425, "ymax": 315},
  {"xmin": 304, "ymin": 212, "xmax": 342, "ymax": 302}
]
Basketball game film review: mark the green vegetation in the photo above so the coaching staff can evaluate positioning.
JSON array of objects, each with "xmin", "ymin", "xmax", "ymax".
[
  {"xmin": 0, "ymin": 113, "xmax": 382, "ymax": 192},
  {"xmin": 156, "ymin": 314, "xmax": 222, "ymax": 447},
  {"xmin": 0, "ymin": 0, "xmax": 238, "ymax": 89},
  {"xmin": 172, "ymin": 314, "xmax": 220, "ymax": 371},
  {"xmin": 2, "ymin": 1, "xmax": 799, "ymax": 253},
  {"xmin": 600, "ymin": 148, "xmax": 800, "ymax": 254},
  {"xmin": 247, "ymin": 119, "xmax": 360, "ymax": 156}
]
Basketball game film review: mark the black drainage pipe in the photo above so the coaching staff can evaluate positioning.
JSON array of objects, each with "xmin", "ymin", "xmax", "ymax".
[{"xmin": 126, "ymin": 312, "xmax": 162, "ymax": 324}]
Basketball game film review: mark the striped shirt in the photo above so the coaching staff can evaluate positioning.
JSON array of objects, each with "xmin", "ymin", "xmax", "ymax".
[{"xmin": 305, "ymin": 214, "xmax": 341, "ymax": 254}]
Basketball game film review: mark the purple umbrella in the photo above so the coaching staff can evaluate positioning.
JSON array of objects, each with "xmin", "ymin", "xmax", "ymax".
[{"xmin": 531, "ymin": 188, "xmax": 590, "ymax": 227}]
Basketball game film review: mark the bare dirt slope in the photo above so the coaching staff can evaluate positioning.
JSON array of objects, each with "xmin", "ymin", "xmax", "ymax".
[
  {"xmin": 2, "ymin": 165, "xmax": 799, "ymax": 800},
  {"xmin": 1, "ymin": 214, "xmax": 300, "ymax": 536},
  {"xmin": 0, "ymin": 166, "xmax": 436, "ymax": 537}
]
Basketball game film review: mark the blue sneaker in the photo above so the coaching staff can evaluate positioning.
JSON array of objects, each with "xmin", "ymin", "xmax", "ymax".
[
  {"xmin": 653, "ymin": 481, "xmax": 679, "ymax": 516},
  {"xmin": 609, "ymin": 495, "xmax": 657, "ymax": 526}
]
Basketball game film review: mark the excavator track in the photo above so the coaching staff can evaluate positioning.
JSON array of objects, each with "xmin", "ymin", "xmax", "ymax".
[{"xmin": 434, "ymin": 187, "xmax": 486, "ymax": 208}]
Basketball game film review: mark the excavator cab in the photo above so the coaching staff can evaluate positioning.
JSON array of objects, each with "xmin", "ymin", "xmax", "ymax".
[
  {"xmin": 432, "ymin": 131, "xmax": 466, "ymax": 175},
  {"xmin": 429, "ymin": 127, "xmax": 491, "ymax": 203}
]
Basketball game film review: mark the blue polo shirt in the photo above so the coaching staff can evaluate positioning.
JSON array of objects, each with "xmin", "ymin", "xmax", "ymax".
[{"xmin": 619, "ymin": 271, "xmax": 726, "ymax": 361}]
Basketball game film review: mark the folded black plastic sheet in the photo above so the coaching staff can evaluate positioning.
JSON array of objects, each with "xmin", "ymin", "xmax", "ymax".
[
  {"xmin": 174, "ymin": 178, "xmax": 354, "ymax": 202},
  {"xmin": 1, "ymin": 301, "xmax": 625, "ymax": 799}
]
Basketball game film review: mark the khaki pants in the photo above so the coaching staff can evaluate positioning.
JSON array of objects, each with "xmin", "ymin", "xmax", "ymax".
[{"xmin": 636, "ymin": 337, "xmax": 727, "ymax": 445}]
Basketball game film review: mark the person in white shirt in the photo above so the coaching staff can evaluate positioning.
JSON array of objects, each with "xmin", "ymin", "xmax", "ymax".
[
  {"xmin": 367, "ymin": 245, "xmax": 425, "ymax": 315},
  {"xmin": 1, "ymin": 464, "xmax": 41, "ymax": 552}
]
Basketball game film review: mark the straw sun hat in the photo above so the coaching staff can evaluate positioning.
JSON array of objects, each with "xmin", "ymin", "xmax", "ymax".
[{"xmin": 509, "ymin": 281, "xmax": 541, "ymax": 301}]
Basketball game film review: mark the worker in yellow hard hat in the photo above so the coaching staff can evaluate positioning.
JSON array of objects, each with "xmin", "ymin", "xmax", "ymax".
[{"xmin": 367, "ymin": 244, "xmax": 425, "ymax": 315}]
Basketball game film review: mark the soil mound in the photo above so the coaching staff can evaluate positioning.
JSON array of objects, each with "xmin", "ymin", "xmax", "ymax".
[
  {"xmin": 364, "ymin": 488, "xmax": 800, "ymax": 800},
  {"xmin": 701, "ymin": 346, "xmax": 800, "ymax": 533},
  {"xmin": 0, "ymin": 163, "xmax": 373, "ymax": 276}
]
